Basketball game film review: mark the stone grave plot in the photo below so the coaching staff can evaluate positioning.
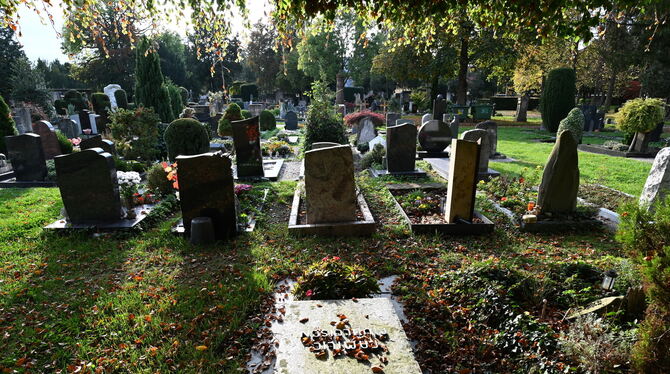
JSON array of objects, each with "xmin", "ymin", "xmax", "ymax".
[
  {"xmin": 577, "ymin": 142, "xmax": 659, "ymax": 159},
  {"xmin": 424, "ymin": 129, "xmax": 501, "ymax": 182},
  {"xmin": 0, "ymin": 133, "xmax": 56, "ymax": 188},
  {"xmin": 520, "ymin": 130, "xmax": 602, "ymax": 233},
  {"xmin": 45, "ymin": 148, "xmax": 154, "ymax": 230},
  {"xmin": 171, "ymin": 152, "xmax": 269, "ymax": 237},
  {"xmin": 289, "ymin": 144, "xmax": 375, "ymax": 236},
  {"xmin": 370, "ymin": 122, "xmax": 427, "ymax": 178},
  {"xmin": 231, "ymin": 116, "xmax": 284, "ymax": 181}
]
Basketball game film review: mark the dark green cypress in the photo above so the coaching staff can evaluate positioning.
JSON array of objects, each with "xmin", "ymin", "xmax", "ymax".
[
  {"xmin": 135, "ymin": 37, "xmax": 174, "ymax": 123},
  {"xmin": 539, "ymin": 67, "xmax": 576, "ymax": 133},
  {"xmin": 0, "ymin": 95, "xmax": 18, "ymax": 154}
]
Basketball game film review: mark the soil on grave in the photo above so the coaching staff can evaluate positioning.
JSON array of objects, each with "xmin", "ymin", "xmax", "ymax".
[
  {"xmin": 578, "ymin": 183, "xmax": 634, "ymax": 212},
  {"xmin": 390, "ymin": 189, "xmax": 483, "ymax": 225},
  {"xmin": 296, "ymin": 198, "xmax": 366, "ymax": 225},
  {"xmin": 265, "ymin": 199, "xmax": 291, "ymax": 225}
]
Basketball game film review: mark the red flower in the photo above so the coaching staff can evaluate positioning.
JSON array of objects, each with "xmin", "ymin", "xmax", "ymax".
[
  {"xmin": 322, "ymin": 256, "xmax": 329, "ymax": 261},
  {"xmin": 501, "ymin": 197, "xmax": 508, "ymax": 201},
  {"xmin": 519, "ymin": 177, "xmax": 525, "ymax": 184},
  {"xmin": 332, "ymin": 256, "xmax": 341, "ymax": 261},
  {"xmin": 306, "ymin": 290, "xmax": 313, "ymax": 297}
]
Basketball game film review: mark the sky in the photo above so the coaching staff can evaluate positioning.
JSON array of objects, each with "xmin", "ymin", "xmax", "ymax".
[{"xmin": 16, "ymin": 0, "xmax": 271, "ymax": 63}]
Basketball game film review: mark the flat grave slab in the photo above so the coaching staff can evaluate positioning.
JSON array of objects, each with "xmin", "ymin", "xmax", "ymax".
[
  {"xmin": 0, "ymin": 177, "xmax": 57, "ymax": 188},
  {"xmin": 416, "ymin": 150, "xmax": 449, "ymax": 159},
  {"xmin": 578, "ymin": 144, "xmax": 657, "ymax": 158},
  {"xmin": 44, "ymin": 204, "xmax": 153, "ymax": 230},
  {"xmin": 273, "ymin": 298, "xmax": 421, "ymax": 374},
  {"xmin": 519, "ymin": 217, "xmax": 602, "ymax": 233},
  {"xmin": 369, "ymin": 169, "xmax": 428, "ymax": 178},
  {"xmin": 425, "ymin": 158, "xmax": 500, "ymax": 182},
  {"xmin": 233, "ymin": 159, "xmax": 284, "ymax": 181}
]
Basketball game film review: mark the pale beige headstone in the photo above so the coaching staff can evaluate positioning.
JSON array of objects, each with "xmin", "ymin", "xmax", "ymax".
[
  {"xmin": 305, "ymin": 144, "xmax": 357, "ymax": 224},
  {"xmin": 445, "ymin": 139, "xmax": 480, "ymax": 223}
]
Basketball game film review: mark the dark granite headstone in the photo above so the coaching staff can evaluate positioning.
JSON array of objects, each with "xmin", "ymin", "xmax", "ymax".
[
  {"xmin": 433, "ymin": 96, "xmax": 447, "ymax": 120},
  {"xmin": 79, "ymin": 110, "xmax": 92, "ymax": 132},
  {"xmin": 537, "ymin": 130, "xmax": 579, "ymax": 214},
  {"xmin": 475, "ymin": 120, "xmax": 498, "ymax": 157},
  {"xmin": 54, "ymin": 148, "xmax": 123, "ymax": 223},
  {"xmin": 177, "ymin": 152, "xmax": 237, "ymax": 240},
  {"xmin": 284, "ymin": 111, "xmax": 298, "ymax": 130},
  {"xmin": 417, "ymin": 120, "xmax": 452, "ymax": 152},
  {"xmin": 447, "ymin": 115, "xmax": 460, "ymax": 139},
  {"xmin": 386, "ymin": 112, "xmax": 401, "ymax": 127},
  {"xmin": 579, "ymin": 105, "xmax": 597, "ymax": 132},
  {"xmin": 80, "ymin": 135, "xmax": 116, "ymax": 155},
  {"xmin": 53, "ymin": 118, "xmax": 80, "ymax": 139},
  {"xmin": 5, "ymin": 133, "xmax": 47, "ymax": 181},
  {"xmin": 231, "ymin": 116, "xmax": 264, "ymax": 178},
  {"xmin": 32, "ymin": 121, "xmax": 62, "ymax": 159},
  {"xmin": 386, "ymin": 122, "xmax": 417, "ymax": 173}
]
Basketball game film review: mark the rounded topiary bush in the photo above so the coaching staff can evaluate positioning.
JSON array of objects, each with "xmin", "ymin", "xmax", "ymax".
[
  {"xmin": 114, "ymin": 89, "xmax": 129, "ymax": 109},
  {"xmin": 259, "ymin": 109, "xmax": 276, "ymax": 131},
  {"xmin": 0, "ymin": 95, "xmax": 18, "ymax": 154},
  {"xmin": 63, "ymin": 90, "xmax": 88, "ymax": 112},
  {"xmin": 615, "ymin": 98, "xmax": 666, "ymax": 134},
  {"xmin": 218, "ymin": 103, "xmax": 243, "ymax": 137},
  {"xmin": 91, "ymin": 92, "xmax": 111, "ymax": 115},
  {"xmin": 164, "ymin": 118, "xmax": 210, "ymax": 160},
  {"xmin": 539, "ymin": 67, "xmax": 576, "ymax": 133},
  {"xmin": 241, "ymin": 109, "xmax": 252, "ymax": 119},
  {"xmin": 557, "ymin": 107, "xmax": 585, "ymax": 143}
]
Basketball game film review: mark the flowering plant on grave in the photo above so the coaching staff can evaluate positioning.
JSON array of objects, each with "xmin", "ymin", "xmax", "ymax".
[
  {"xmin": 68, "ymin": 137, "xmax": 81, "ymax": 146},
  {"xmin": 293, "ymin": 256, "xmax": 380, "ymax": 300},
  {"xmin": 162, "ymin": 162, "xmax": 179, "ymax": 190},
  {"xmin": 117, "ymin": 171, "xmax": 142, "ymax": 201},
  {"xmin": 234, "ymin": 184, "xmax": 252, "ymax": 196}
]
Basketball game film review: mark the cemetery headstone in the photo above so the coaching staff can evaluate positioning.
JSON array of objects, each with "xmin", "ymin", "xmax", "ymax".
[
  {"xmin": 312, "ymin": 142, "xmax": 341, "ymax": 150},
  {"xmin": 231, "ymin": 116, "xmax": 264, "ymax": 178},
  {"xmin": 80, "ymin": 134, "xmax": 116, "ymax": 155},
  {"xmin": 192, "ymin": 105, "xmax": 211, "ymax": 124},
  {"xmin": 386, "ymin": 122, "xmax": 417, "ymax": 173},
  {"xmin": 53, "ymin": 118, "xmax": 80, "ymax": 139},
  {"xmin": 461, "ymin": 129, "xmax": 490, "ymax": 174},
  {"xmin": 337, "ymin": 104, "xmax": 346, "ymax": 117},
  {"xmin": 421, "ymin": 113, "xmax": 432, "ymax": 125},
  {"xmin": 386, "ymin": 112, "xmax": 401, "ymax": 127},
  {"xmin": 5, "ymin": 133, "xmax": 47, "ymax": 181},
  {"xmin": 445, "ymin": 114, "xmax": 460, "ymax": 139},
  {"xmin": 284, "ymin": 111, "xmax": 298, "ymax": 130},
  {"xmin": 445, "ymin": 139, "xmax": 479, "ymax": 223},
  {"xmin": 249, "ymin": 103, "xmax": 264, "ymax": 117},
  {"xmin": 537, "ymin": 130, "xmax": 579, "ymax": 213},
  {"xmin": 356, "ymin": 117, "xmax": 376, "ymax": 145},
  {"xmin": 396, "ymin": 119, "xmax": 414, "ymax": 126},
  {"xmin": 304, "ymin": 144, "xmax": 357, "ymax": 224},
  {"xmin": 433, "ymin": 95, "xmax": 447, "ymax": 120},
  {"xmin": 11, "ymin": 107, "xmax": 32, "ymax": 134},
  {"xmin": 89, "ymin": 113, "xmax": 100, "ymax": 133},
  {"xmin": 417, "ymin": 120, "xmax": 452, "ymax": 152},
  {"xmin": 32, "ymin": 121, "xmax": 62, "ymax": 159},
  {"xmin": 0, "ymin": 154, "xmax": 11, "ymax": 174},
  {"xmin": 368, "ymin": 135, "xmax": 385, "ymax": 151},
  {"xmin": 79, "ymin": 110, "xmax": 92, "ymax": 132},
  {"xmin": 648, "ymin": 122, "xmax": 665, "ymax": 143},
  {"xmin": 177, "ymin": 152, "xmax": 237, "ymax": 240},
  {"xmin": 54, "ymin": 148, "xmax": 123, "ymax": 223},
  {"xmin": 639, "ymin": 147, "xmax": 670, "ymax": 210},
  {"xmin": 103, "ymin": 84, "xmax": 122, "ymax": 109},
  {"xmin": 475, "ymin": 120, "xmax": 498, "ymax": 157}
]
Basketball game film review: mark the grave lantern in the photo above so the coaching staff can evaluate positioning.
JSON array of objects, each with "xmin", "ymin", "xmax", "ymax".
[{"xmin": 601, "ymin": 269, "xmax": 618, "ymax": 291}]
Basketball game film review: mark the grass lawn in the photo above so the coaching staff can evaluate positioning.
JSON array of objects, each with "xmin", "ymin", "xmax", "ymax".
[{"xmin": 0, "ymin": 168, "xmax": 641, "ymax": 373}]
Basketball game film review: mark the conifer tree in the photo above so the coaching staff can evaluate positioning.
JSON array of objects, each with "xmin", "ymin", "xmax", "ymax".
[
  {"xmin": 135, "ymin": 37, "xmax": 173, "ymax": 122},
  {"xmin": 0, "ymin": 95, "xmax": 18, "ymax": 154}
]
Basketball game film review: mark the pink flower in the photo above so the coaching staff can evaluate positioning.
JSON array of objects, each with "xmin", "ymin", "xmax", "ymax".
[
  {"xmin": 306, "ymin": 290, "xmax": 313, "ymax": 297},
  {"xmin": 322, "ymin": 256, "xmax": 329, "ymax": 261},
  {"xmin": 332, "ymin": 256, "xmax": 341, "ymax": 261}
]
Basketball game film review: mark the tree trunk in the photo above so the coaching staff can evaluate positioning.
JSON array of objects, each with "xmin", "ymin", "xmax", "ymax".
[
  {"xmin": 430, "ymin": 74, "xmax": 439, "ymax": 102},
  {"xmin": 456, "ymin": 33, "xmax": 469, "ymax": 106},
  {"xmin": 335, "ymin": 72, "xmax": 345, "ymax": 105},
  {"xmin": 602, "ymin": 72, "xmax": 616, "ymax": 112},
  {"xmin": 515, "ymin": 92, "xmax": 530, "ymax": 122}
]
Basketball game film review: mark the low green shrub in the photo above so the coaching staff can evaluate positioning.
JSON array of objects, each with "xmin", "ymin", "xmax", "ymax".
[
  {"xmin": 91, "ymin": 92, "xmax": 111, "ymax": 115},
  {"xmin": 218, "ymin": 103, "xmax": 243, "ymax": 137},
  {"xmin": 259, "ymin": 109, "xmax": 276, "ymax": 131},
  {"xmin": 557, "ymin": 107, "xmax": 584, "ymax": 143},
  {"xmin": 615, "ymin": 98, "xmax": 666, "ymax": 134},
  {"xmin": 63, "ymin": 90, "xmax": 88, "ymax": 113},
  {"xmin": 303, "ymin": 81, "xmax": 347, "ymax": 151},
  {"xmin": 164, "ymin": 118, "xmax": 210, "ymax": 161},
  {"xmin": 602, "ymin": 140, "xmax": 629, "ymax": 152},
  {"xmin": 241, "ymin": 109, "xmax": 252, "ymax": 119},
  {"xmin": 360, "ymin": 143, "xmax": 385, "ymax": 169},
  {"xmin": 45, "ymin": 160, "xmax": 56, "ymax": 181},
  {"xmin": 55, "ymin": 130, "xmax": 73, "ymax": 154},
  {"xmin": 146, "ymin": 163, "xmax": 174, "ymax": 195},
  {"xmin": 293, "ymin": 256, "xmax": 380, "ymax": 300},
  {"xmin": 109, "ymin": 107, "xmax": 160, "ymax": 162},
  {"xmin": 0, "ymin": 95, "xmax": 18, "ymax": 154}
]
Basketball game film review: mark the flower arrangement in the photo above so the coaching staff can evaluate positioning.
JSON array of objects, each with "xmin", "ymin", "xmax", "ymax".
[
  {"xmin": 117, "ymin": 171, "xmax": 142, "ymax": 203},
  {"xmin": 343, "ymin": 110, "xmax": 385, "ymax": 127},
  {"xmin": 68, "ymin": 137, "xmax": 81, "ymax": 146},
  {"xmin": 293, "ymin": 256, "xmax": 380, "ymax": 300},
  {"xmin": 162, "ymin": 162, "xmax": 179, "ymax": 190},
  {"xmin": 234, "ymin": 184, "xmax": 252, "ymax": 196}
]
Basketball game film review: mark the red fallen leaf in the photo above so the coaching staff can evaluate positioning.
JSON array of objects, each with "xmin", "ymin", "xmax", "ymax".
[
  {"xmin": 15, "ymin": 357, "xmax": 28, "ymax": 366},
  {"xmin": 299, "ymin": 318, "xmax": 309, "ymax": 323},
  {"xmin": 372, "ymin": 367, "xmax": 384, "ymax": 373}
]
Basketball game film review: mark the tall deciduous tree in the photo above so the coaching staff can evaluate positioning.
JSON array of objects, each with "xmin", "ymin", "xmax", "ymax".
[
  {"xmin": 297, "ymin": 22, "xmax": 346, "ymax": 84},
  {"xmin": 246, "ymin": 22, "xmax": 281, "ymax": 96},
  {"xmin": 157, "ymin": 32, "xmax": 188, "ymax": 88},
  {"xmin": 0, "ymin": 27, "xmax": 25, "ymax": 100},
  {"xmin": 135, "ymin": 37, "xmax": 173, "ymax": 122}
]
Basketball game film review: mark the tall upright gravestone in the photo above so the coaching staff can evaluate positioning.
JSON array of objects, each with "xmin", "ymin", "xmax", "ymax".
[
  {"xmin": 475, "ymin": 120, "xmax": 498, "ymax": 157},
  {"xmin": 461, "ymin": 129, "xmax": 490, "ymax": 174},
  {"xmin": 32, "ymin": 121, "xmax": 62, "ymax": 159},
  {"xmin": 639, "ymin": 147, "xmax": 670, "ymax": 211},
  {"xmin": 11, "ymin": 107, "xmax": 32, "ymax": 134},
  {"xmin": 231, "ymin": 116, "xmax": 264, "ymax": 178},
  {"xmin": 5, "ymin": 133, "xmax": 47, "ymax": 181},
  {"xmin": 537, "ymin": 130, "xmax": 579, "ymax": 213},
  {"xmin": 386, "ymin": 112, "xmax": 401, "ymax": 127},
  {"xmin": 417, "ymin": 120, "xmax": 452, "ymax": 152},
  {"xmin": 54, "ymin": 148, "xmax": 123, "ymax": 223},
  {"xmin": 79, "ymin": 110, "xmax": 93, "ymax": 132},
  {"xmin": 80, "ymin": 135, "xmax": 116, "ymax": 155},
  {"xmin": 304, "ymin": 144, "xmax": 357, "ymax": 224},
  {"xmin": 356, "ymin": 117, "xmax": 376, "ymax": 145},
  {"xmin": 284, "ymin": 111, "xmax": 298, "ymax": 130},
  {"xmin": 433, "ymin": 96, "xmax": 447, "ymax": 120},
  {"xmin": 445, "ymin": 139, "xmax": 480, "ymax": 223},
  {"xmin": 177, "ymin": 152, "xmax": 237, "ymax": 240},
  {"xmin": 386, "ymin": 122, "xmax": 417, "ymax": 173}
]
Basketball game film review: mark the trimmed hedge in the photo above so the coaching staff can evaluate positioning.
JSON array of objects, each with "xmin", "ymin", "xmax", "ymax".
[
  {"xmin": 164, "ymin": 118, "xmax": 210, "ymax": 160},
  {"xmin": 218, "ymin": 103, "xmax": 243, "ymax": 137},
  {"xmin": 557, "ymin": 107, "xmax": 584, "ymax": 143},
  {"xmin": 260, "ymin": 110, "xmax": 277, "ymax": 131},
  {"xmin": 91, "ymin": 92, "xmax": 111, "ymax": 115},
  {"xmin": 539, "ymin": 68, "xmax": 576, "ymax": 133}
]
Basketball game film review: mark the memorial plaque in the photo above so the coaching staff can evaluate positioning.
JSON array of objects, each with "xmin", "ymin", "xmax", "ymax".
[
  {"xmin": 177, "ymin": 152, "xmax": 237, "ymax": 240},
  {"xmin": 273, "ymin": 298, "xmax": 421, "ymax": 374},
  {"xmin": 54, "ymin": 148, "xmax": 123, "ymax": 223},
  {"xmin": 231, "ymin": 116, "xmax": 264, "ymax": 178}
]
